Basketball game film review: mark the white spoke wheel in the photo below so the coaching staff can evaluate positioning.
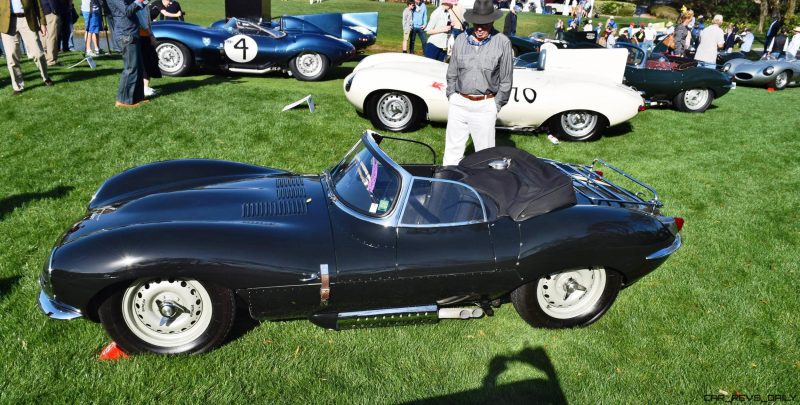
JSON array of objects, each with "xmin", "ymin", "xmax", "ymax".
[
  {"xmin": 773, "ymin": 71, "xmax": 789, "ymax": 90},
  {"xmin": 674, "ymin": 88, "xmax": 713, "ymax": 113},
  {"xmin": 289, "ymin": 52, "xmax": 329, "ymax": 81},
  {"xmin": 98, "ymin": 277, "xmax": 235, "ymax": 354},
  {"xmin": 551, "ymin": 110, "xmax": 603, "ymax": 141},
  {"xmin": 366, "ymin": 91, "xmax": 425, "ymax": 132},
  {"xmin": 511, "ymin": 267, "xmax": 622, "ymax": 328},
  {"xmin": 156, "ymin": 40, "xmax": 192, "ymax": 76}
]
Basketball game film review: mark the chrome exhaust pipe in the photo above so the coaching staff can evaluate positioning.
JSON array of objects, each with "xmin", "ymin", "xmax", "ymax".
[{"xmin": 438, "ymin": 307, "xmax": 484, "ymax": 319}]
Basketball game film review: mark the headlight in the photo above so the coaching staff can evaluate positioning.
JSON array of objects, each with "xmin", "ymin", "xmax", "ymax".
[
  {"xmin": 764, "ymin": 66, "xmax": 775, "ymax": 75},
  {"xmin": 723, "ymin": 63, "xmax": 731, "ymax": 72},
  {"xmin": 345, "ymin": 74, "xmax": 354, "ymax": 92}
]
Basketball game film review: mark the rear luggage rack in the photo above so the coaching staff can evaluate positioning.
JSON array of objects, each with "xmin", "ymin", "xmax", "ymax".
[{"xmin": 544, "ymin": 158, "xmax": 662, "ymax": 213}]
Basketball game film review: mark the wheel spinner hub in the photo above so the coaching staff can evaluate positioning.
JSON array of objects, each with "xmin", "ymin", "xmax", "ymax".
[
  {"xmin": 158, "ymin": 44, "xmax": 181, "ymax": 72},
  {"xmin": 122, "ymin": 278, "xmax": 213, "ymax": 348},
  {"xmin": 536, "ymin": 268, "xmax": 607, "ymax": 319},
  {"xmin": 561, "ymin": 111, "xmax": 598, "ymax": 137},
  {"xmin": 297, "ymin": 54, "xmax": 322, "ymax": 76},
  {"xmin": 377, "ymin": 93, "xmax": 412, "ymax": 127}
]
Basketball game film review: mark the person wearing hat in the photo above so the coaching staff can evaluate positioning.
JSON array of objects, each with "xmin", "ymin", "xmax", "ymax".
[
  {"xmin": 424, "ymin": 0, "xmax": 454, "ymax": 61},
  {"xmin": 786, "ymin": 26, "xmax": 800, "ymax": 60},
  {"xmin": 605, "ymin": 16, "xmax": 616, "ymax": 30},
  {"xmin": 443, "ymin": 0, "xmax": 513, "ymax": 166},
  {"xmin": 0, "ymin": 0, "xmax": 54, "ymax": 95}
]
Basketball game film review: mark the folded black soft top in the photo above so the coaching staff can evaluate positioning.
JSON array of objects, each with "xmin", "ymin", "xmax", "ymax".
[{"xmin": 454, "ymin": 147, "xmax": 577, "ymax": 221}]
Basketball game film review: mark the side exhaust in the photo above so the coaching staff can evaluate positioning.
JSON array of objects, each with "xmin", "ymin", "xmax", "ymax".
[{"xmin": 309, "ymin": 305, "xmax": 485, "ymax": 330}]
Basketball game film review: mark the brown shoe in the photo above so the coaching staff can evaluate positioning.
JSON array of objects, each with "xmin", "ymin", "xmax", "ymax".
[{"xmin": 115, "ymin": 100, "xmax": 150, "ymax": 108}]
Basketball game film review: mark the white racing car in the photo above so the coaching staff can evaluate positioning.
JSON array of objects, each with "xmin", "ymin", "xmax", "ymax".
[{"xmin": 343, "ymin": 47, "xmax": 644, "ymax": 141}]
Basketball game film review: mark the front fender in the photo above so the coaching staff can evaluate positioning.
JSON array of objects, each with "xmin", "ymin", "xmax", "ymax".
[{"xmin": 47, "ymin": 221, "xmax": 336, "ymax": 314}]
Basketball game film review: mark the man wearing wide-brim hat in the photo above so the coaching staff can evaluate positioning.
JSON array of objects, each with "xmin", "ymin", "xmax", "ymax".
[
  {"xmin": 786, "ymin": 26, "xmax": 800, "ymax": 60},
  {"xmin": 443, "ymin": 0, "xmax": 513, "ymax": 166}
]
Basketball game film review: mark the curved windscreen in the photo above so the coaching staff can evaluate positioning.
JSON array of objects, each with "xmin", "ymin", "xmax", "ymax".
[{"xmin": 330, "ymin": 143, "xmax": 401, "ymax": 217}]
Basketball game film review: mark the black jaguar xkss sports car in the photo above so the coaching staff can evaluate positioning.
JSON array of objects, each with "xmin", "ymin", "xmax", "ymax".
[{"xmin": 39, "ymin": 132, "xmax": 683, "ymax": 355}]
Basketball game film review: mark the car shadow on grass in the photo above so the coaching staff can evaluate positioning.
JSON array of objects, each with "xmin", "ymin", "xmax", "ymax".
[
  {"xmin": 404, "ymin": 346, "xmax": 567, "ymax": 404},
  {"xmin": 154, "ymin": 75, "xmax": 245, "ymax": 96},
  {"xmin": 600, "ymin": 122, "xmax": 633, "ymax": 139},
  {"xmin": 0, "ymin": 276, "xmax": 22, "ymax": 300},
  {"xmin": 0, "ymin": 186, "xmax": 74, "ymax": 221},
  {"xmin": 53, "ymin": 68, "xmax": 120, "ymax": 84}
]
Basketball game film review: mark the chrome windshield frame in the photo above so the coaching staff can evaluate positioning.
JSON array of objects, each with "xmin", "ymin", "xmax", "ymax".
[{"xmin": 397, "ymin": 177, "xmax": 488, "ymax": 228}]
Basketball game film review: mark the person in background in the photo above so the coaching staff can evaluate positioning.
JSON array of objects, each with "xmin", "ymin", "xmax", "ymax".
[
  {"xmin": 763, "ymin": 13, "xmax": 781, "ymax": 57},
  {"xmin": 409, "ymin": 0, "xmax": 427, "ymax": 55},
  {"xmin": 136, "ymin": 0, "xmax": 159, "ymax": 97},
  {"xmin": 738, "ymin": 26, "xmax": 754, "ymax": 56},
  {"xmin": 596, "ymin": 27, "xmax": 607, "ymax": 47},
  {"xmin": 673, "ymin": 11, "xmax": 692, "ymax": 57},
  {"xmin": 694, "ymin": 14, "xmax": 724, "ymax": 68},
  {"xmin": 627, "ymin": 22, "xmax": 635, "ymax": 40},
  {"xmin": 723, "ymin": 24, "xmax": 737, "ymax": 54},
  {"xmin": 643, "ymin": 22, "xmax": 655, "ymax": 54},
  {"xmin": 554, "ymin": 18, "xmax": 564, "ymax": 40},
  {"xmin": 401, "ymin": 0, "xmax": 413, "ymax": 53},
  {"xmin": 107, "ymin": 0, "xmax": 147, "ymax": 107},
  {"xmin": 595, "ymin": 21, "xmax": 602, "ymax": 36},
  {"xmin": 766, "ymin": 28, "xmax": 788, "ymax": 59},
  {"xmin": 605, "ymin": 27, "xmax": 616, "ymax": 48},
  {"xmin": 1, "ymin": 0, "xmax": 54, "ymax": 95},
  {"xmin": 444, "ymin": 0, "xmax": 512, "ymax": 166},
  {"xmin": 633, "ymin": 22, "xmax": 645, "ymax": 45},
  {"xmin": 151, "ymin": 0, "xmax": 183, "ymax": 21},
  {"xmin": 786, "ymin": 26, "xmax": 800, "ymax": 60},
  {"xmin": 606, "ymin": 16, "xmax": 616, "ymax": 30},
  {"xmin": 39, "ymin": 0, "xmax": 60, "ymax": 65},
  {"xmin": 618, "ymin": 28, "xmax": 630, "ymax": 44},
  {"xmin": 691, "ymin": 14, "xmax": 703, "ymax": 48},
  {"xmin": 582, "ymin": 19, "xmax": 592, "ymax": 32},
  {"xmin": 81, "ymin": 0, "xmax": 101, "ymax": 56},
  {"xmin": 423, "ymin": 0, "xmax": 452, "ymax": 61},
  {"xmin": 665, "ymin": 20, "xmax": 674, "ymax": 36},
  {"xmin": 503, "ymin": 5, "xmax": 518, "ymax": 37},
  {"xmin": 449, "ymin": 0, "xmax": 465, "ymax": 38},
  {"xmin": 58, "ymin": 0, "xmax": 75, "ymax": 52}
]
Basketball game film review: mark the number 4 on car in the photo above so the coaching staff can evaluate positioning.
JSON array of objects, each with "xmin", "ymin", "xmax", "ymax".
[
  {"xmin": 39, "ymin": 131, "xmax": 683, "ymax": 355},
  {"xmin": 152, "ymin": 18, "xmax": 357, "ymax": 81}
]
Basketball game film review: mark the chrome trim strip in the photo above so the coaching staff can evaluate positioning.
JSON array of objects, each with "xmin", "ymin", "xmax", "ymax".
[
  {"xmin": 338, "ymin": 305, "xmax": 438, "ymax": 318},
  {"xmin": 646, "ymin": 234, "xmax": 682, "ymax": 260},
  {"xmin": 320, "ymin": 264, "xmax": 330, "ymax": 306},
  {"xmin": 398, "ymin": 177, "xmax": 487, "ymax": 228},
  {"xmin": 38, "ymin": 290, "xmax": 82, "ymax": 320}
]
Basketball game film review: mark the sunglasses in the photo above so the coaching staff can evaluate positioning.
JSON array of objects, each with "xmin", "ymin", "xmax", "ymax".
[{"xmin": 474, "ymin": 23, "xmax": 492, "ymax": 30}]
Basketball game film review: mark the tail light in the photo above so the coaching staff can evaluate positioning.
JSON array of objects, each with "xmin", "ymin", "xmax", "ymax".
[
  {"xmin": 674, "ymin": 217, "xmax": 684, "ymax": 232},
  {"xmin": 638, "ymin": 105, "xmax": 647, "ymax": 112}
]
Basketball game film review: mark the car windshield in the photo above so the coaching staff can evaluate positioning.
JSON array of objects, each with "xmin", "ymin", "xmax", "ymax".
[{"xmin": 329, "ymin": 142, "xmax": 401, "ymax": 217}]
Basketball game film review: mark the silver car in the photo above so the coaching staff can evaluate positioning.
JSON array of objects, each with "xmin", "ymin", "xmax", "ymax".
[{"xmin": 724, "ymin": 57, "xmax": 800, "ymax": 90}]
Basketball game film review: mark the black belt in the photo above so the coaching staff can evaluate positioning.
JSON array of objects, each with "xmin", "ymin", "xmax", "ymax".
[{"xmin": 13, "ymin": 13, "xmax": 25, "ymax": 17}]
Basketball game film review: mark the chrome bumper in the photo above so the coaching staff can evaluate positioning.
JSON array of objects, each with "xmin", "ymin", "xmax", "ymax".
[
  {"xmin": 38, "ymin": 290, "xmax": 82, "ymax": 320},
  {"xmin": 646, "ymin": 234, "xmax": 682, "ymax": 261}
]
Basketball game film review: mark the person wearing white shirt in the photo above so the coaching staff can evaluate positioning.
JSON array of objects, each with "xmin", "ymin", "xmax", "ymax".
[
  {"xmin": 739, "ymin": 27, "xmax": 754, "ymax": 53},
  {"xmin": 786, "ymin": 27, "xmax": 800, "ymax": 60},
  {"xmin": 424, "ymin": 0, "xmax": 454, "ymax": 61},
  {"xmin": 695, "ymin": 14, "xmax": 724, "ymax": 67},
  {"xmin": 583, "ymin": 19, "xmax": 592, "ymax": 32}
]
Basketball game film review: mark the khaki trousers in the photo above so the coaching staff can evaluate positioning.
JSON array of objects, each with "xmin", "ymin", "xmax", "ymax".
[
  {"xmin": 1, "ymin": 16, "xmax": 49, "ymax": 91},
  {"xmin": 39, "ymin": 13, "xmax": 61, "ymax": 64}
]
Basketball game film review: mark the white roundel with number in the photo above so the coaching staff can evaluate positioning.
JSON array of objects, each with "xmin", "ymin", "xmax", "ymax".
[{"xmin": 224, "ymin": 34, "xmax": 258, "ymax": 63}]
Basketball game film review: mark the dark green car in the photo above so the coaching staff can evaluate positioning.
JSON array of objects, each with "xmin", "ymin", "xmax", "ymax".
[{"xmin": 616, "ymin": 43, "xmax": 734, "ymax": 113}]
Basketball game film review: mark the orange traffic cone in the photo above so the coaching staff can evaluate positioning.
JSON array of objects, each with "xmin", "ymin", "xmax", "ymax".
[
  {"xmin": 99, "ymin": 341, "xmax": 130, "ymax": 361},
  {"xmin": 767, "ymin": 87, "xmax": 776, "ymax": 92}
]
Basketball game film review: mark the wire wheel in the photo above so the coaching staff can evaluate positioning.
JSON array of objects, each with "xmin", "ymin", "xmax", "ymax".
[
  {"xmin": 121, "ymin": 278, "xmax": 214, "ymax": 349},
  {"xmin": 536, "ymin": 268, "xmax": 606, "ymax": 320},
  {"xmin": 156, "ymin": 42, "xmax": 185, "ymax": 75},
  {"xmin": 375, "ymin": 92, "xmax": 414, "ymax": 130},
  {"xmin": 683, "ymin": 88, "xmax": 710, "ymax": 110}
]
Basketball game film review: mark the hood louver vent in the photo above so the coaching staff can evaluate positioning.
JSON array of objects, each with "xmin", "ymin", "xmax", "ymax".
[{"xmin": 242, "ymin": 177, "xmax": 308, "ymax": 218}]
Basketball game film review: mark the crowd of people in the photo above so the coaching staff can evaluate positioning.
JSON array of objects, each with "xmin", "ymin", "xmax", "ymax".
[{"xmin": 1, "ymin": 0, "xmax": 184, "ymax": 102}]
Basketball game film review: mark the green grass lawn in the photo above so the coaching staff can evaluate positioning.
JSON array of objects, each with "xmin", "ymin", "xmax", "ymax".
[{"xmin": 1, "ymin": 0, "xmax": 799, "ymax": 403}]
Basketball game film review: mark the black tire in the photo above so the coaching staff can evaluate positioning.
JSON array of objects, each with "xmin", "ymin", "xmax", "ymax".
[
  {"xmin": 98, "ymin": 277, "xmax": 236, "ymax": 355},
  {"xmin": 511, "ymin": 267, "xmax": 622, "ymax": 329},
  {"xmin": 155, "ymin": 40, "xmax": 192, "ymax": 77},
  {"xmin": 365, "ymin": 91, "xmax": 426, "ymax": 132},
  {"xmin": 673, "ymin": 88, "xmax": 714, "ymax": 113},
  {"xmin": 772, "ymin": 71, "xmax": 790, "ymax": 90},
  {"xmin": 288, "ymin": 52, "xmax": 330, "ymax": 81},
  {"xmin": 550, "ymin": 110, "xmax": 604, "ymax": 141}
]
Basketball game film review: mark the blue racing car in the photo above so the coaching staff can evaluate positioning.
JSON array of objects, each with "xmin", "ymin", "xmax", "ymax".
[{"xmin": 151, "ymin": 17, "xmax": 357, "ymax": 81}]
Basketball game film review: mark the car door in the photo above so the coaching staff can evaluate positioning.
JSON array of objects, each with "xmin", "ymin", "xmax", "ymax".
[
  {"xmin": 395, "ymin": 178, "xmax": 498, "ymax": 303},
  {"xmin": 222, "ymin": 26, "xmax": 282, "ymax": 68}
]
